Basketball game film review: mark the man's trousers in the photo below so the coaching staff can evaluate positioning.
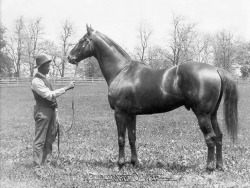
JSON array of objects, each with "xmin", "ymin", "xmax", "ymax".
[{"xmin": 33, "ymin": 105, "xmax": 58, "ymax": 166}]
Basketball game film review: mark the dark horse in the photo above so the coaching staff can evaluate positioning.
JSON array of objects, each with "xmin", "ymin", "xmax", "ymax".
[{"xmin": 68, "ymin": 25, "xmax": 238, "ymax": 171}]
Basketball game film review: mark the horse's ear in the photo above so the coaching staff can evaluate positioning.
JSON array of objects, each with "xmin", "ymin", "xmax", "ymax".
[
  {"xmin": 86, "ymin": 24, "xmax": 90, "ymax": 34},
  {"xmin": 86, "ymin": 24, "xmax": 93, "ymax": 35}
]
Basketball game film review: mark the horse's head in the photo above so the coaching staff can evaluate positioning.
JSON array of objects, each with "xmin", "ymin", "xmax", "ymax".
[{"xmin": 68, "ymin": 24, "xmax": 96, "ymax": 64}]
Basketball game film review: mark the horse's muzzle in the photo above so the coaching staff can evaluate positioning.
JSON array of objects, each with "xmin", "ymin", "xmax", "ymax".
[{"xmin": 67, "ymin": 55, "xmax": 76, "ymax": 64}]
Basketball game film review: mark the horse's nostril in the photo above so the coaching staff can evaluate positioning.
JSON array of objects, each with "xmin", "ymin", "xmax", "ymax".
[{"xmin": 67, "ymin": 56, "xmax": 75, "ymax": 64}]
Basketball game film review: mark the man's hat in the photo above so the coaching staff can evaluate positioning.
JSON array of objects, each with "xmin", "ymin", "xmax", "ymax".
[{"xmin": 34, "ymin": 55, "xmax": 52, "ymax": 68}]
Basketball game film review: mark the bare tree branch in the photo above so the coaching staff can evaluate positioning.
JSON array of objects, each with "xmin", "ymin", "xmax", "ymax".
[
  {"xmin": 24, "ymin": 17, "xmax": 44, "ymax": 77},
  {"xmin": 167, "ymin": 14, "xmax": 197, "ymax": 66},
  {"xmin": 59, "ymin": 19, "xmax": 75, "ymax": 77},
  {"xmin": 134, "ymin": 20, "xmax": 153, "ymax": 63},
  {"xmin": 5, "ymin": 16, "xmax": 26, "ymax": 77}
]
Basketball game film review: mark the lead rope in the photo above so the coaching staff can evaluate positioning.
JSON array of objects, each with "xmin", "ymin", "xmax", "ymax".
[
  {"xmin": 56, "ymin": 109, "xmax": 60, "ymax": 159},
  {"xmin": 66, "ymin": 63, "xmax": 78, "ymax": 133},
  {"xmin": 56, "ymin": 63, "xmax": 78, "ymax": 160}
]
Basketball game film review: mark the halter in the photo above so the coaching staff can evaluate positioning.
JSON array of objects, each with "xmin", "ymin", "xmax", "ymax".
[
  {"xmin": 82, "ymin": 31, "xmax": 96, "ymax": 49},
  {"xmin": 81, "ymin": 30, "xmax": 96, "ymax": 50}
]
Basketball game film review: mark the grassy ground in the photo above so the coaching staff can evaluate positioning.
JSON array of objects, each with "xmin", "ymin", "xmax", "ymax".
[{"xmin": 0, "ymin": 83, "xmax": 250, "ymax": 188}]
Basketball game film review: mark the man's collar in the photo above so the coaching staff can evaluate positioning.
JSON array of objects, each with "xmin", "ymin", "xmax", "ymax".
[{"xmin": 37, "ymin": 72, "xmax": 46, "ymax": 78}]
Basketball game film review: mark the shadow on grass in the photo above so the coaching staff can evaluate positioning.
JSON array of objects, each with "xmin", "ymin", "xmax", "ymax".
[
  {"xmin": 138, "ymin": 161, "xmax": 198, "ymax": 173},
  {"xmin": 66, "ymin": 158, "xmax": 198, "ymax": 173},
  {"xmin": 59, "ymin": 158, "xmax": 117, "ymax": 169}
]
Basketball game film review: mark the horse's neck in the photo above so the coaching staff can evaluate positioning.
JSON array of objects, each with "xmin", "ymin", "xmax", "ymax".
[{"xmin": 93, "ymin": 36, "xmax": 131, "ymax": 85}]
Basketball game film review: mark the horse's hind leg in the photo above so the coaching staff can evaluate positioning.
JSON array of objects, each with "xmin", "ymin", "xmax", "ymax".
[
  {"xmin": 211, "ymin": 112, "xmax": 223, "ymax": 170},
  {"xmin": 196, "ymin": 114, "xmax": 216, "ymax": 171}
]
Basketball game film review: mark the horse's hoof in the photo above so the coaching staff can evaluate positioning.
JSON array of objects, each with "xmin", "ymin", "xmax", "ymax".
[
  {"xmin": 216, "ymin": 165, "xmax": 224, "ymax": 171},
  {"xmin": 131, "ymin": 160, "xmax": 140, "ymax": 168},
  {"xmin": 118, "ymin": 162, "xmax": 125, "ymax": 169},
  {"xmin": 205, "ymin": 166, "xmax": 214, "ymax": 173}
]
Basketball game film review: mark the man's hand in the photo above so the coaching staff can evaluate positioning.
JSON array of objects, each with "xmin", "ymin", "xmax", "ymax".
[{"xmin": 64, "ymin": 81, "xmax": 75, "ymax": 91}]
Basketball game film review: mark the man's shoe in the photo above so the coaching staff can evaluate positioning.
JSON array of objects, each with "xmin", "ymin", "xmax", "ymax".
[{"xmin": 33, "ymin": 161, "xmax": 40, "ymax": 168}]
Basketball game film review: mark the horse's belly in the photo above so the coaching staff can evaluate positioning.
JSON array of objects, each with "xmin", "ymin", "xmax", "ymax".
[
  {"xmin": 110, "ymin": 93, "xmax": 184, "ymax": 115},
  {"xmin": 134, "ymin": 97, "xmax": 184, "ymax": 114}
]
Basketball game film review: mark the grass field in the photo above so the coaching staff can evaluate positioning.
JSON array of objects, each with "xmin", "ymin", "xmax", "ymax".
[{"xmin": 0, "ymin": 83, "xmax": 250, "ymax": 188}]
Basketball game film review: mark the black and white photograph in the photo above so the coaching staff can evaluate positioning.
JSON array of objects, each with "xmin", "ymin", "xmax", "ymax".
[{"xmin": 0, "ymin": 0, "xmax": 250, "ymax": 187}]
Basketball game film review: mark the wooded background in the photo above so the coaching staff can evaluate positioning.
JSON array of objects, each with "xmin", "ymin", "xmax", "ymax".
[{"xmin": 1, "ymin": 14, "xmax": 250, "ymax": 79}]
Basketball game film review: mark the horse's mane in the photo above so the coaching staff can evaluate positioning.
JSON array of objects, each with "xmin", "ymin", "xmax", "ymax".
[{"xmin": 96, "ymin": 31, "xmax": 132, "ymax": 61}]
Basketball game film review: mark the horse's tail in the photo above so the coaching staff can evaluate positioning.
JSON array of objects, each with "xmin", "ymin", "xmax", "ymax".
[{"xmin": 217, "ymin": 69, "xmax": 238, "ymax": 143}]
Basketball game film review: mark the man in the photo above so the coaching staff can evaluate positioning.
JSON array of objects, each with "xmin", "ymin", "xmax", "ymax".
[{"xmin": 31, "ymin": 55, "xmax": 75, "ymax": 166}]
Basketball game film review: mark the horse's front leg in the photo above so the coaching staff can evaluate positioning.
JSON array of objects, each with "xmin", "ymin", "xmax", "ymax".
[
  {"xmin": 127, "ymin": 114, "xmax": 139, "ymax": 167},
  {"xmin": 114, "ymin": 109, "xmax": 127, "ymax": 168},
  {"xmin": 114, "ymin": 110, "xmax": 138, "ymax": 168}
]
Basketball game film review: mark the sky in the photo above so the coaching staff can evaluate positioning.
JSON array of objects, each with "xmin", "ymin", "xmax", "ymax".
[{"xmin": 1, "ymin": 0, "xmax": 250, "ymax": 52}]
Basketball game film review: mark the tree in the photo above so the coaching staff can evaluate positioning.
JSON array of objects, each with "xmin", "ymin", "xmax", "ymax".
[
  {"xmin": 191, "ymin": 33, "xmax": 213, "ymax": 64},
  {"xmin": 6, "ymin": 16, "xmax": 26, "ymax": 77},
  {"xmin": 134, "ymin": 20, "xmax": 153, "ymax": 63},
  {"xmin": 43, "ymin": 40, "xmax": 61, "ymax": 77},
  {"xmin": 167, "ymin": 14, "xmax": 197, "ymax": 66},
  {"xmin": 235, "ymin": 41, "xmax": 250, "ymax": 65},
  {"xmin": 79, "ymin": 57, "xmax": 102, "ymax": 78},
  {"xmin": 59, "ymin": 19, "xmax": 75, "ymax": 77},
  {"xmin": 212, "ymin": 30, "xmax": 237, "ymax": 71},
  {"xmin": 24, "ymin": 17, "xmax": 44, "ymax": 77},
  {"xmin": 0, "ymin": 23, "xmax": 13, "ymax": 77},
  {"xmin": 240, "ymin": 65, "xmax": 250, "ymax": 79},
  {"xmin": 147, "ymin": 45, "xmax": 172, "ymax": 69}
]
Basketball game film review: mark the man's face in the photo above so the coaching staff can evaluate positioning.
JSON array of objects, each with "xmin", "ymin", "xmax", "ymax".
[{"xmin": 41, "ymin": 62, "xmax": 51, "ymax": 75}]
